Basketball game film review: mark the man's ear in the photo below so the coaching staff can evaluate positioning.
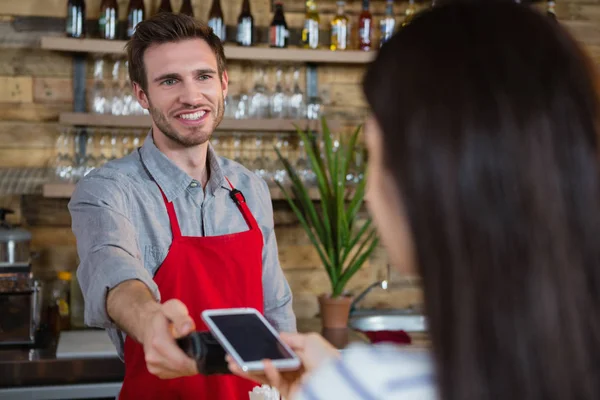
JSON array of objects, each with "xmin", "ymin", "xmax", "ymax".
[
  {"xmin": 221, "ymin": 69, "xmax": 229, "ymax": 99},
  {"xmin": 133, "ymin": 81, "xmax": 150, "ymax": 110}
]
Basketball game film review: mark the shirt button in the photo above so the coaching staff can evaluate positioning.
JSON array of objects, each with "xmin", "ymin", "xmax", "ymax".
[{"xmin": 190, "ymin": 181, "xmax": 198, "ymax": 188}]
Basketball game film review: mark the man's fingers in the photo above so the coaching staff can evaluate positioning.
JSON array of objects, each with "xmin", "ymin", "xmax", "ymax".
[
  {"xmin": 145, "ymin": 328, "xmax": 198, "ymax": 378},
  {"xmin": 162, "ymin": 299, "xmax": 195, "ymax": 337}
]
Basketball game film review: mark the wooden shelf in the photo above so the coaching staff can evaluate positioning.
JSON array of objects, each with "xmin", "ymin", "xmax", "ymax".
[
  {"xmin": 40, "ymin": 36, "xmax": 375, "ymax": 64},
  {"xmin": 59, "ymin": 112, "xmax": 340, "ymax": 132},
  {"xmin": 43, "ymin": 182, "xmax": 320, "ymax": 200}
]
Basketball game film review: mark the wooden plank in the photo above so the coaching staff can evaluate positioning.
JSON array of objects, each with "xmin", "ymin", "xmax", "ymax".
[
  {"xmin": 42, "ymin": 182, "xmax": 75, "ymax": 198},
  {"xmin": 278, "ymin": 244, "xmax": 322, "ymax": 270},
  {"xmin": 0, "ymin": 195, "xmax": 23, "ymax": 225},
  {"xmin": 319, "ymin": 65, "xmax": 366, "ymax": 85},
  {"xmin": 40, "ymin": 36, "xmax": 376, "ymax": 64},
  {"xmin": 0, "ymin": 49, "xmax": 73, "ymax": 78},
  {"xmin": 58, "ymin": 112, "xmax": 342, "ymax": 132},
  {"xmin": 563, "ymin": 20, "xmax": 600, "ymax": 46},
  {"xmin": 0, "ymin": 148, "xmax": 54, "ymax": 168},
  {"xmin": 285, "ymin": 267, "xmax": 375, "ymax": 296},
  {"xmin": 0, "ymin": 76, "xmax": 33, "ymax": 103},
  {"xmin": 0, "ymin": 121, "xmax": 59, "ymax": 148},
  {"xmin": 21, "ymin": 195, "xmax": 71, "ymax": 226},
  {"xmin": 0, "ymin": 102, "xmax": 71, "ymax": 122},
  {"xmin": 33, "ymin": 77, "xmax": 73, "ymax": 103},
  {"xmin": 325, "ymin": 82, "xmax": 368, "ymax": 108}
]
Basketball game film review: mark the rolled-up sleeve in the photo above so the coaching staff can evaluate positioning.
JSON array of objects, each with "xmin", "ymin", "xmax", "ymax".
[
  {"xmin": 68, "ymin": 172, "xmax": 160, "ymax": 329},
  {"xmin": 256, "ymin": 179, "xmax": 297, "ymax": 333}
]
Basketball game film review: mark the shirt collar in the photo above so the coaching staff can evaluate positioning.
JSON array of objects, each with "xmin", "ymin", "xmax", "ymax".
[{"xmin": 139, "ymin": 130, "xmax": 226, "ymax": 202}]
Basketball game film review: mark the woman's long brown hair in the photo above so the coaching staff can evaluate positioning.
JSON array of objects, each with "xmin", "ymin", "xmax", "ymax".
[{"xmin": 363, "ymin": 2, "xmax": 600, "ymax": 399}]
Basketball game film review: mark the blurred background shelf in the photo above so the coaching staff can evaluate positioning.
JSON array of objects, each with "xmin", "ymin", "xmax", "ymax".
[
  {"xmin": 40, "ymin": 37, "xmax": 375, "ymax": 64},
  {"xmin": 58, "ymin": 112, "xmax": 340, "ymax": 132}
]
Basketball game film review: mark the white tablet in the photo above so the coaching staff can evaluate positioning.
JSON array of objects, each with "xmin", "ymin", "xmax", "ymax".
[{"xmin": 201, "ymin": 307, "xmax": 301, "ymax": 372}]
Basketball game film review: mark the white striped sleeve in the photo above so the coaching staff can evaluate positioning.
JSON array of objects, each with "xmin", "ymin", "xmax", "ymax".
[{"xmin": 292, "ymin": 343, "xmax": 437, "ymax": 400}]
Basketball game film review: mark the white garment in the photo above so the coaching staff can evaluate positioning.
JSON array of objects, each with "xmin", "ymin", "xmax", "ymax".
[{"xmin": 293, "ymin": 343, "xmax": 438, "ymax": 400}]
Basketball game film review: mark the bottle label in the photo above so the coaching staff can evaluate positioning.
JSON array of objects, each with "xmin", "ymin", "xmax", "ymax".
[
  {"xmin": 237, "ymin": 18, "xmax": 253, "ymax": 46},
  {"xmin": 302, "ymin": 19, "xmax": 319, "ymax": 49},
  {"xmin": 359, "ymin": 20, "xmax": 371, "ymax": 47},
  {"xmin": 331, "ymin": 23, "xmax": 348, "ymax": 50},
  {"xmin": 270, "ymin": 25, "xmax": 288, "ymax": 48},
  {"xmin": 380, "ymin": 19, "xmax": 395, "ymax": 46},
  {"xmin": 128, "ymin": 10, "xmax": 143, "ymax": 38},
  {"xmin": 208, "ymin": 18, "xmax": 226, "ymax": 41}
]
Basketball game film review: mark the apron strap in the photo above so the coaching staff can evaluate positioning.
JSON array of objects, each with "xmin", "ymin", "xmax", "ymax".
[
  {"xmin": 157, "ymin": 187, "xmax": 182, "ymax": 239},
  {"xmin": 225, "ymin": 177, "xmax": 259, "ymax": 231}
]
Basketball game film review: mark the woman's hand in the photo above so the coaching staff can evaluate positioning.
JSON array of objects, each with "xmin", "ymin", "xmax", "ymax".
[{"xmin": 227, "ymin": 332, "xmax": 340, "ymax": 399}]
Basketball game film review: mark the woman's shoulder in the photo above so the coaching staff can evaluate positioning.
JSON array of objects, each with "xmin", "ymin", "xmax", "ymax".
[{"xmin": 294, "ymin": 343, "xmax": 438, "ymax": 400}]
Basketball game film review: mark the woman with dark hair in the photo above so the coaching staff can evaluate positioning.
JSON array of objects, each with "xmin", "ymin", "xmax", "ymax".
[{"xmin": 229, "ymin": 2, "xmax": 600, "ymax": 399}]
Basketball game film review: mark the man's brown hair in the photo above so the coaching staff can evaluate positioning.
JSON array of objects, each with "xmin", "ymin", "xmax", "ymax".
[{"xmin": 125, "ymin": 12, "xmax": 227, "ymax": 92}]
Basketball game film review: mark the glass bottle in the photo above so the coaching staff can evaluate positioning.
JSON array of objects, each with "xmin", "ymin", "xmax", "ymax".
[
  {"xmin": 89, "ymin": 57, "xmax": 107, "ymax": 114},
  {"xmin": 547, "ymin": 0, "xmax": 557, "ymax": 20},
  {"xmin": 358, "ymin": 0, "xmax": 372, "ymax": 51},
  {"xmin": 66, "ymin": 0, "xmax": 86, "ymax": 38},
  {"xmin": 302, "ymin": 0, "xmax": 320, "ymax": 49},
  {"xmin": 237, "ymin": 0, "xmax": 254, "ymax": 47},
  {"xmin": 269, "ymin": 1, "xmax": 288, "ymax": 48},
  {"xmin": 330, "ymin": 1, "xmax": 349, "ymax": 51},
  {"xmin": 99, "ymin": 0, "xmax": 118, "ymax": 40},
  {"xmin": 208, "ymin": 0, "xmax": 226, "ymax": 41},
  {"xmin": 50, "ymin": 271, "xmax": 72, "ymax": 333},
  {"xmin": 127, "ymin": 0, "xmax": 145, "ymax": 38},
  {"xmin": 402, "ymin": 0, "xmax": 416, "ymax": 27},
  {"xmin": 157, "ymin": 0, "xmax": 172, "ymax": 13},
  {"xmin": 180, "ymin": 0, "xmax": 194, "ymax": 17},
  {"xmin": 379, "ymin": 0, "xmax": 395, "ymax": 47}
]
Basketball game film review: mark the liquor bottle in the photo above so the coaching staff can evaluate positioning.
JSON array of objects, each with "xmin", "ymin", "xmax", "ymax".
[
  {"xmin": 269, "ymin": 1, "xmax": 288, "ymax": 48},
  {"xmin": 358, "ymin": 0, "xmax": 372, "ymax": 51},
  {"xmin": 547, "ymin": 0, "xmax": 557, "ymax": 20},
  {"xmin": 402, "ymin": 0, "xmax": 416, "ymax": 27},
  {"xmin": 379, "ymin": 0, "xmax": 395, "ymax": 47},
  {"xmin": 236, "ymin": 0, "xmax": 254, "ymax": 47},
  {"xmin": 127, "ymin": 0, "xmax": 145, "ymax": 38},
  {"xmin": 302, "ymin": 0, "xmax": 320, "ymax": 49},
  {"xmin": 330, "ymin": 1, "xmax": 349, "ymax": 51},
  {"xmin": 66, "ymin": 0, "xmax": 86, "ymax": 38},
  {"xmin": 208, "ymin": 0, "xmax": 226, "ymax": 41},
  {"xmin": 180, "ymin": 0, "xmax": 194, "ymax": 17},
  {"xmin": 99, "ymin": 0, "xmax": 118, "ymax": 40},
  {"xmin": 157, "ymin": 0, "xmax": 172, "ymax": 13}
]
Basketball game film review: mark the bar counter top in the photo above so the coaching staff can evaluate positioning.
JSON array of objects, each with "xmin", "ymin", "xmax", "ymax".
[{"xmin": 0, "ymin": 318, "xmax": 367, "ymax": 389}]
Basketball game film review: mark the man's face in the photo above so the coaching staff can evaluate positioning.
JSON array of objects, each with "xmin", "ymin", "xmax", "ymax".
[{"xmin": 133, "ymin": 38, "xmax": 228, "ymax": 147}]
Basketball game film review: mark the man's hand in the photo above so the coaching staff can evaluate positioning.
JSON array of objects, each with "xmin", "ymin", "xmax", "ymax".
[
  {"xmin": 106, "ymin": 281, "xmax": 199, "ymax": 380},
  {"xmin": 141, "ymin": 299, "xmax": 198, "ymax": 379}
]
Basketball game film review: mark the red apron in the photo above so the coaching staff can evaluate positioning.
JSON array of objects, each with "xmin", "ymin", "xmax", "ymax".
[{"xmin": 119, "ymin": 178, "xmax": 263, "ymax": 400}]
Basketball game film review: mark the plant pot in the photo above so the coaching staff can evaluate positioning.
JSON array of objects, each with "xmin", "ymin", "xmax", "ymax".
[{"xmin": 318, "ymin": 294, "xmax": 353, "ymax": 329}]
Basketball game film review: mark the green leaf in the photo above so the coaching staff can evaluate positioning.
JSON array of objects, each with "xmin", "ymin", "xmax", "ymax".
[
  {"xmin": 341, "ymin": 217, "xmax": 373, "ymax": 266},
  {"xmin": 294, "ymin": 126, "xmax": 335, "ymax": 260},
  {"xmin": 274, "ymin": 180, "xmax": 336, "ymax": 284},
  {"xmin": 274, "ymin": 146, "xmax": 328, "ymax": 251},
  {"xmin": 336, "ymin": 232, "xmax": 380, "ymax": 294}
]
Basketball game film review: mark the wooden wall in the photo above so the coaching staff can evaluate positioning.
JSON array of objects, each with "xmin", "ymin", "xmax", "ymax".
[{"xmin": 0, "ymin": 0, "xmax": 599, "ymax": 321}]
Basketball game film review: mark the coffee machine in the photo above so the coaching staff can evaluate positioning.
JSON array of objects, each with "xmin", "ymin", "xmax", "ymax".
[{"xmin": 0, "ymin": 208, "xmax": 42, "ymax": 346}]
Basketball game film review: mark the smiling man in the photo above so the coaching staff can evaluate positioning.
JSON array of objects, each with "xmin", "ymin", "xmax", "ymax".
[{"xmin": 68, "ymin": 13, "xmax": 296, "ymax": 400}]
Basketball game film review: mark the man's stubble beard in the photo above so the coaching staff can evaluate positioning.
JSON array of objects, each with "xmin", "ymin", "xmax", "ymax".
[{"xmin": 148, "ymin": 93, "xmax": 224, "ymax": 148}]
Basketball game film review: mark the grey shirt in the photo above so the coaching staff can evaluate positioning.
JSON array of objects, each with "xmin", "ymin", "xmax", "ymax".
[{"xmin": 68, "ymin": 132, "xmax": 297, "ymax": 358}]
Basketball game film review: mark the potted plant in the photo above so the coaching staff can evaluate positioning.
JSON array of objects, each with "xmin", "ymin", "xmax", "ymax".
[{"xmin": 275, "ymin": 117, "xmax": 380, "ymax": 329}]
